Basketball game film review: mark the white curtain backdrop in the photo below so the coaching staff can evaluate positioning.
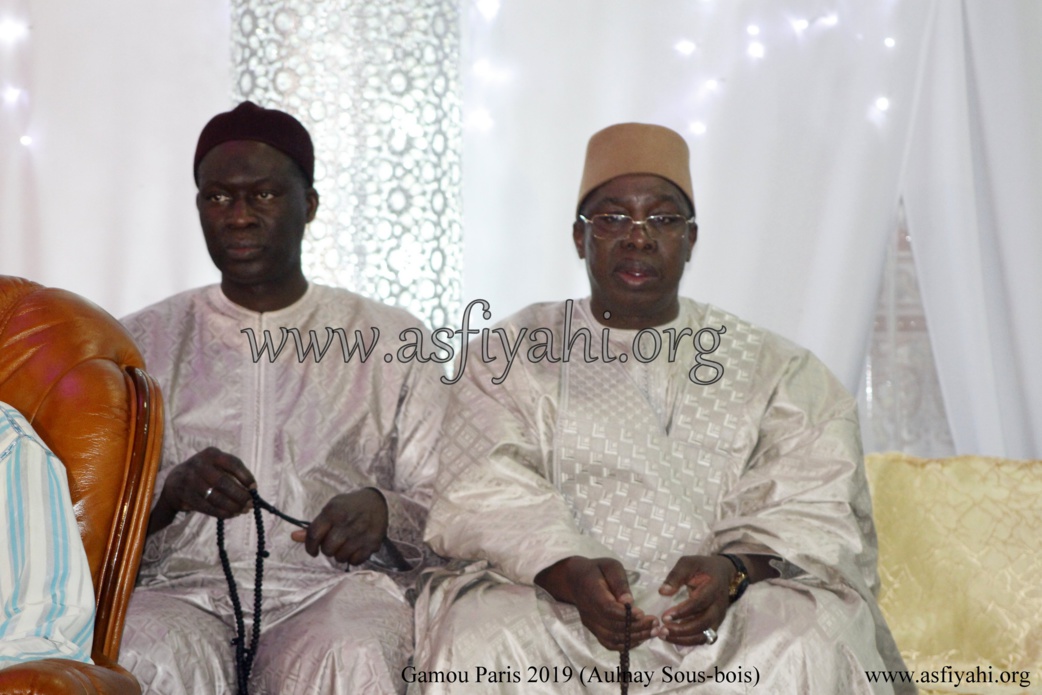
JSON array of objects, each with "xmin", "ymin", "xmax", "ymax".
[
  {"xmin": 901, "ymin": 2, "xmax": 1042, "ymax": 458},
  {"xmin": 461, "ymin": 0, "xmax": 1041, "ymax": 458},
  {"xmin": 461, "ymin": 0, "xmax": 930, "ymax": 382},
  {"xmin": 2, "ymin": 0, "xmax": 1038, "ymax": 457},
  {"xmin": 1, "ymin": 0, "xmax": 230, "ymax": 316}
]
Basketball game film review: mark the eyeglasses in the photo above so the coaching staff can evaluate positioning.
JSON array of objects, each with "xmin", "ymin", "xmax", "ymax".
[{"xmin": 578, "ymin": 213, "xmax": 695, "ymax": 240}]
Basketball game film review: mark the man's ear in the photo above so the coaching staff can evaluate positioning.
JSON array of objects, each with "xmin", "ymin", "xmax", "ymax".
[
  {"xmin": 572, "ymin": 220, "xmax": 587, "ymax": 259},
  {"xmin": 685, "ymin": 222, "xmax": 698, "ymax": 261},
  {"xmin": 305, "ymin": 188, "xmax": 319, "ymax": 223}
]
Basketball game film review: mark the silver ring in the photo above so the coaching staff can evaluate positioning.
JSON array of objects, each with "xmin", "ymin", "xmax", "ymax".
[
  {"xmin": 204, "ymin": 486, "xmax": 214, "ymax": 500},
  {"xmin": 703, "ymin": 627, "xmax": 718, "ymax": 645}
]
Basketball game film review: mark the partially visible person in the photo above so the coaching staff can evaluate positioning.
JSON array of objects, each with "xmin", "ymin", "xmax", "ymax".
[
  {"xmin": 117, "ymin": 101, "xmax": 445, "ymax": 695},
  {"xmin": 0, "ymin": 401, "xmax": 95, "ymax": 667}
]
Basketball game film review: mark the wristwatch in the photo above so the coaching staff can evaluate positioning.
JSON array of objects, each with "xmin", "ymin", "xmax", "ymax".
[{"xmin": 720, "ymin": 553, "xmax": 749, "ymax": 603}]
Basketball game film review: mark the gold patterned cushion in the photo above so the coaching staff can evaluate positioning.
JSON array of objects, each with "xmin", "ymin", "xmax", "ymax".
[{"xmin": 866, "ymin": 453, "xmax": 1042, "ymax": 694}]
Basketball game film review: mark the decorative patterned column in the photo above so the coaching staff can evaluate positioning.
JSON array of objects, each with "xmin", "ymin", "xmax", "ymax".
[{"xmin": 231, "ymin": 0, "xmax": 462, "ymax": 329}]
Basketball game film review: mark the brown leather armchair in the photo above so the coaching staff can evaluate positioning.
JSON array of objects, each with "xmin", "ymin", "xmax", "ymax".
[{"xmin": 0, "ymin": 276, "xmax": 163, "ymax": 695}]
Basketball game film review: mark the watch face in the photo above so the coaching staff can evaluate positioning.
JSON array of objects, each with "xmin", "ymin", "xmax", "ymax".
[
  {"xmin": 720, "ymin": 553, "xmax": 750, "ymax": 602},
  {"xmin": 727, "ymin": 570, "xmax": 749, "ymax": 602}
]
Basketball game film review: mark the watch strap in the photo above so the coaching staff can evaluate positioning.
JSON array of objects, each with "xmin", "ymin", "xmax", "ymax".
[{"xmin": 720, "ymin": 553, "xmax": 750, "ymax": 603}]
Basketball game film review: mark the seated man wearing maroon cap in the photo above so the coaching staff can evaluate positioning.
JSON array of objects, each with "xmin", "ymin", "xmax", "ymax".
[
  {"xmin": 410, "ymin": 124, "xmax": 910, "ymax": 693},
  {"xmin": 118, "ymin": 102, "xmax": 444, "ymax": 695}
]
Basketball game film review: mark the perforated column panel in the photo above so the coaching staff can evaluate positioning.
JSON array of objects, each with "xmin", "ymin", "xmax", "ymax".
[{"xmin": 232, "ymin": 0, "xmax": 463, "ymax": 329}]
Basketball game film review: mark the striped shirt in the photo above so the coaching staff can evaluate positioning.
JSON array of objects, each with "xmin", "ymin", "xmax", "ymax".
[{"xmin": 0, "ymin": 402, "xmax": 94, "ymax": 665}]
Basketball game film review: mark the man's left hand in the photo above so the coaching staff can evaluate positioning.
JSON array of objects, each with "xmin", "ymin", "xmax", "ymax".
[
  {"xmin": 290, "ymin": 488, "xmax": 388, "ymax": 565},
  {"xmin": 655, "ymin": 554, "xmax": 733, "ymax": 646}
]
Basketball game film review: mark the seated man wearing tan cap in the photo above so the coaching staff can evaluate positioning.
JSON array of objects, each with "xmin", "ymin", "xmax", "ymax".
[
  {"xmin": 411, "ymin": 124, "xmax": 910, "ymax": 693},
  {"xmin": 117, "ymin": 102, "xmax": 445, "ymax": 695}
]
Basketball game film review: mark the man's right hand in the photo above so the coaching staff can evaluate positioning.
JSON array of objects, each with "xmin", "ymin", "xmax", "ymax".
[
  {"xmin": 534, "ymin": 556, "xmax": 657, "ymax": 652},
  {"xmin": 147, "ymin": 447, "xmax": 257, "ymax": 535}
]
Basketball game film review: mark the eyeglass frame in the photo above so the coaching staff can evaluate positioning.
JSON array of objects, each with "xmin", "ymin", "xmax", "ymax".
[{"xmin": 577, "ymin": 212, "xmax": 697, "ymax": 240}]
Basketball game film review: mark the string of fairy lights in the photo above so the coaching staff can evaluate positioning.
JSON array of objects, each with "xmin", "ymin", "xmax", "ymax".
[
  {"xmin": 6, "ymin": 5, "xmax": 901, "ymax": 159},
  {"xmin": 463, "ymin": 4, "xmax": 899, "ymax": 137},
  {"xmin": 1, "ymin": 15, "xmax": 30, "ymax": 147}
]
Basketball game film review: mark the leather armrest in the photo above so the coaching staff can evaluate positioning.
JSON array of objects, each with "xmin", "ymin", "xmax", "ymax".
[{"xmin": 0, "ymin": 656, "xmax": 140, "ymax": 695}]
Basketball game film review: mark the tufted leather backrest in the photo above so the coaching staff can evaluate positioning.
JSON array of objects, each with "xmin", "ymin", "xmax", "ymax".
[{"xmin": 0, "ymin": 275, "xmax": 163, "ymax": 662}]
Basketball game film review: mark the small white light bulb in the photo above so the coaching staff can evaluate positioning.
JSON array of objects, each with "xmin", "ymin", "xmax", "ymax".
[
  {"xmin": 875, "ymin": 97, "xmax": 890, "ymax": 112},
  {"xmin": 674, "ymin": 40, "xmax": 697, "ymax": 56},
  {"xmin": 475, "ymin": 0, "xmax": 499, "ymax": 22},
  {"xmin": 0, "ymin": 19, "xmax": 29, "ymax": 43},
  {"xmin": 748, "ymin": 42, "xmax": 765, "ymax": 59},
  {"xmin": 465, "ymin": 109, "xmax": 494, "ymax": 133}
]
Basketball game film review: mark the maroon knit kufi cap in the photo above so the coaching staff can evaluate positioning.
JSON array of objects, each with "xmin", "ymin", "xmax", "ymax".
[{"xmin": 193, "ymin": 101, "xmax": 315, "ymax": 185}]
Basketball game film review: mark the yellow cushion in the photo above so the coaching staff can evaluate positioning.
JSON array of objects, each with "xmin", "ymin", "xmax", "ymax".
[{"xmin": 866, "ymin": 453, "xmax": 1042, "ymax": 694}]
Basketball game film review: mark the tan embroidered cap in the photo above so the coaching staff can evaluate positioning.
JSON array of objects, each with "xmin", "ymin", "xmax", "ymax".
[{"xmin": 577, "ymin": 123, "xmax": 693, "ymax": 210}]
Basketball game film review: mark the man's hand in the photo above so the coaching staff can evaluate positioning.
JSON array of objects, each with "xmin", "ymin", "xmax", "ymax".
[
  {"xmin": 655, "ymin": 555, "xmax": 733, "ymax": 646},
  {"xmin": 534, "ymin": 556, "xmax": 657, "ymax": 652},
  {"xmin": 290, "ymin": 488, "xmax": 388, "ymax": 565},
  {"xmin": 148, "ymin": 447, "xmax": 256, "ymax": 535}
]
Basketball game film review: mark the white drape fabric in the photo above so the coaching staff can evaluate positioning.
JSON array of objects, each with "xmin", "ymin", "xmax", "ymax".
[
  {"xmin": 0, "ymin": 0, "xmax": 230, "ymax": 317},
  {"xmin": 461, "ymin": 0, "xmax": 930, "ymax": 382},
  {"xmin": 900, "ymin": 2, "xmax": 1042, "ymax": 458},
  {"xmin": 462, "ymin": 0, "xmax": 1040, "ymax": 458},
  {"xmin": 3, "ymin": 0, "xmax": 1039, "ymax": 456}
]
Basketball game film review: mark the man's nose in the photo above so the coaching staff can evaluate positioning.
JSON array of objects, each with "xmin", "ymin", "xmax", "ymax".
[
  {"xmin": 622, "ymin": 219, "xmax": 656, "ymax": 249},
  {"xmin": 227, "ymin": 197, "xmax": 256, "ymax": 226}
]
